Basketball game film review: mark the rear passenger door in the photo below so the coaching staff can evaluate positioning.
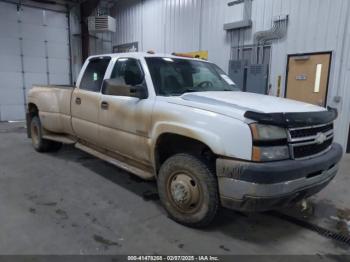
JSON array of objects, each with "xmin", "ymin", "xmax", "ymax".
[{"xmin": 71, "ymin": 57, "xmax": 111, "ymax": 145}]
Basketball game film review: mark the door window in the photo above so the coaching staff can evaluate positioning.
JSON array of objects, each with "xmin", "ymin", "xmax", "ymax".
[
  {"xmin": 80, "ymin": 57, "xmax": 111, "ymax": 92},
  {"xmin": 110, "ymin": 58, "xmax": 144, "ymax": 86}
]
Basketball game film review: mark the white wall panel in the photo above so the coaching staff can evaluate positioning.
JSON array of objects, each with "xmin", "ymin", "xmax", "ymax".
[
  {"xmin": 112, "ymin": 0, "xmax": 232, "ymax": 70},
  {"xmin": 141, "ymin": 0, "xmax": 164, "ymax": 51},
  {"xmin": 0, "ymin": 88, "xmax": 24, "ymax": 105},
  {"xmin": 24, "ymin": 73, "xmax": 48, "ymax": 89},
  {"xmin": 23, "ymin": 57, "xmax": 47, "ymax": 73},
  {"xmin": 45, "ymin": 27, "xmax": 69, "ymax": 43},
  {"xmin": 0, "ymin": 55, "xmax": 21, "ymax": 72},
  {"xmin": 0, "ymin": 38, "xmax": 21, "ymax": 56},
  {"xmin": 22, "ymin": 39, "xmax": 46, "ymax": 57},
  {"xmin": 47, "ymin": 42, "xmax": 70, "ymax": 59},
  {"xmin": 0, "ymin": 105, "xmax": 25, "ymax": 121},
  {"xmin": 0, "ymin": 2, "xmax": 70, "ymax": 121},
  {"xmin": 114, "ymin": 0, "xmax": 142, "ymax": 47},
  {"xmin": 50, "ymin": 73, "xmax": 70, "ymax": 85},
  {"xmin": 0, "ymin": 72, "xmax": 23, "ymax": 89},
  {"xmin": 48, "ymin": 58, "xmax": 70, "ymax": 75},
  {"xmin": 20, "ymin": 24, "xmax": 47, "ymax": 41},
  {"xmin": 44, "ymin": 10, "xmax": 68, "ymax": 28},
  {"xmin": 0, "ymin": 21, "xmax": 20, "ymax": 38},
  {"xmin": 201, "ymin": 0, "xmax": 232, "ymax": 70},
  {"xmin": 21, "ymin": 7, "xmax": 44, "ymax": 25},
  {"xmin": 0, "ymin": 2, "xmax": 18, "ymax": 22}
]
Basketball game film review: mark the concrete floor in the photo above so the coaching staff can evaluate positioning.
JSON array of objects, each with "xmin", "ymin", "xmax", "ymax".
[{"xmin": 0, "ymin": 122, "xmax": 349, "ymax": 255}]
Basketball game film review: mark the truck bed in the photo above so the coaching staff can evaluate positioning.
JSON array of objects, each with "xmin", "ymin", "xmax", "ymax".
[{"xmin": 28, "ymin": 85, "xmax": 75, "ymax": 135}]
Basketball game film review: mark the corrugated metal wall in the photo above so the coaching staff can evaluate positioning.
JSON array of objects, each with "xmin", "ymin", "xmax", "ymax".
[
  {"xmin": 113, "ymin": 0, "xmax": 236, "ymax": 70},
  {"xmin": 111, "ymin": 0, "xmax": 350, "ymax": 149}
]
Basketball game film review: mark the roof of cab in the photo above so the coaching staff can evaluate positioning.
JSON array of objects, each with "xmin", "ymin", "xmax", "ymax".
[{"xmin": 87, "ymin": 52, "xmax": 208, "ymax": 62}]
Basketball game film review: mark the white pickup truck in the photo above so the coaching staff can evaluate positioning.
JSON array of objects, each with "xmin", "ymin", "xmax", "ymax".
[{"xmin": 26, "ymin": 52, "xmax": 343, "ymax": 227}]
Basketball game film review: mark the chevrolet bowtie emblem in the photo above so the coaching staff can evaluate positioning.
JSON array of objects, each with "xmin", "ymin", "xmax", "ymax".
[{"xmin": 315, "ymin": 132, "xmax": 327, "ymax": 144}]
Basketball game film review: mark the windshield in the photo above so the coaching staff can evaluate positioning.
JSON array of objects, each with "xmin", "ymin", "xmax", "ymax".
[{"xmin": 145, "ymin": 57, "xmax": 239, "ymax": 96}]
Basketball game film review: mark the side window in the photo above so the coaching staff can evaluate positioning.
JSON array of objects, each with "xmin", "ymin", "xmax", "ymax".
[
  {"xmin": 80, "ymin": 57, "xmax": 111, "ymax": 92},
  {"xmin": 110, "ymin": 58, "xmax": 144, "ymax": 86}
]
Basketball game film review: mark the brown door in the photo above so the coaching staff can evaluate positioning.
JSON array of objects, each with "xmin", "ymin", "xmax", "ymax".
[{"xmin": 286, "ymin": 53, "xmax": 331, "ymax": 106}]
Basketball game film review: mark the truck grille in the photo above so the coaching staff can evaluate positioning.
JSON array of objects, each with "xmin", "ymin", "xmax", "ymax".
[
  {"xmin": 288, "ymin": 123, "xmax": 334, "ymax": 160},
  {"xmin": 293, "ymin": 138, "xmax": 333, "ymax": 159},
  {"xmin": 289, "ymin": 123, "xmax": 333, "ymax": 139}
]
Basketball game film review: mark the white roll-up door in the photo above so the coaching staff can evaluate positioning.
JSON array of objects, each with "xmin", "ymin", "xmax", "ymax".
[{"xmin": 0, "ymin": 2, "xmax": 71, "ymax": 121}]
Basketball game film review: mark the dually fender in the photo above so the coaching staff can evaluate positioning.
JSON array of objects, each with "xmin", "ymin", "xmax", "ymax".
[
  {"xmin": 27, "ymin": 87, "xmax": 72, "ymax": 134},
  {"xmin": 149, "ymin": 117, "xmax": 253, "ymax": 170},
  {"xmin": 27, "ymin": 87, "xmax": 61, "ymax": 114},
  {"xmin": 150, "ymin": 121, "xmax": 223, "ymax": 169}
]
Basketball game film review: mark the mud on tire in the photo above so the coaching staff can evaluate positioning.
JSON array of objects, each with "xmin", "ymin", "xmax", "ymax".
[
  {"xmin": 157, "ymin": 153, "xmax": 219, "ymax": 227},
  {"xmin": 30, "ymin": 116, "xmax": 62, "ymax": 152}
]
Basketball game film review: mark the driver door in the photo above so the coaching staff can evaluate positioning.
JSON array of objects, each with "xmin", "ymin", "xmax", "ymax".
[{"xmin": 98, "ymin": 57, "xmax": 153, "ymax": 164}]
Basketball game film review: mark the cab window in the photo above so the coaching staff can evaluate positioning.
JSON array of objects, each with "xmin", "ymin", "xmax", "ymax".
[
  {"xmin": 80, "ymin": 57, "xmax": 111, "ymax": 92},
  {"xmin": 110, "ymin": 58, "xmax": 144, "ymax": 86}
]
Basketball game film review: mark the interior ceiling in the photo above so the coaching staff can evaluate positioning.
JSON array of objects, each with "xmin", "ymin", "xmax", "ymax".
[
  {"xmin": 1, "ymin": 0, "xmax": 82, "ymax": 11},
  {"xmin": 1, "ymin": 0, "xmax": 118, "ymax": 13},
  {"xmin": 32, "ymin": 0, "xmax": 79, "ymax": 4},
  {"xmin": 27, "ymin": 0, "xmax": 80, "ymax": 5}
]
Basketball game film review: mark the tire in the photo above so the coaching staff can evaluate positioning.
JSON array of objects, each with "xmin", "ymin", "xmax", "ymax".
[
  {"xmin": 157, "ymin": 153, "xmax": 219, "ymax": 227},
  {"xmin": 30, "ymin": 116, "xmax": 62, "ymax": 152}
]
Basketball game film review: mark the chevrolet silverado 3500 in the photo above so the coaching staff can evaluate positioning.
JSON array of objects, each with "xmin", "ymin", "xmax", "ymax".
[{"xmin": 26, "ymin": 52, "xmax": 343, "ymax": 227}]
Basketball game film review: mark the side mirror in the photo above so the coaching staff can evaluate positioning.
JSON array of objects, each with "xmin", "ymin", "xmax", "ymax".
[
  {"xmin": 129, "ymin": 85, "xmax": 148, "ymax": 99},
  {"xmin": 103, "ymin": 78, "xmax": 148, "ymax": 99}
]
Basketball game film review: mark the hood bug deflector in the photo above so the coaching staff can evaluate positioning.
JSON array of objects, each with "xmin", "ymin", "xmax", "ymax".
[{"xmin": 244, "ymin": 107, "xmax": 338, "ymax": 128}]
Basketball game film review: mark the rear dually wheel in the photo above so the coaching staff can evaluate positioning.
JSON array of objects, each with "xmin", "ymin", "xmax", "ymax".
[{"xmin": 30, "ymin": 116, "xmax": 62, "ymax": 152}]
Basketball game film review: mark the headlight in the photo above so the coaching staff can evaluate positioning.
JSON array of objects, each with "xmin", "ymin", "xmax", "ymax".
[
  {"xmin": 250, "ymin": 123, "xmax": 287, "ymax": 140},
  {"xmin": 252, "ymin": 146, "xmax": 290, "ymax": 161},
  {"xmin": 249, "ymin": 124, "xmax": 289, "ymax": 161}
]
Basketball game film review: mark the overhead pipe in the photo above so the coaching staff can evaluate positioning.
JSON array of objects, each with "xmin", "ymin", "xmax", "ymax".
[
  {"xmin": 253, "ymin": 15, "xmax": 288, "ymax": 63},
  {"xmin": 254, "ymin": 16, "xmax": 288, "ymax": 44}
]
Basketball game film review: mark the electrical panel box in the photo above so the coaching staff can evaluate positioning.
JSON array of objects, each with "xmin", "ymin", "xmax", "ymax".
[
  {"xmin": 228, "ymin": 60, "xmax": 245, "ymax": 91},
  {"xmin": 245, "ymin": 64, "xmax": 268, "ymax": 94}
]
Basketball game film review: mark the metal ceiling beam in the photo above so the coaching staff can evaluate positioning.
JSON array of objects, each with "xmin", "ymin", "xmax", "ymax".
[
  {"xmin": 0, "ymin": 0, "xmax": 73, "ymax": 12},
  {"xmin": 80, "ymin": 0, "xmax": 100, "ymax": 62}
]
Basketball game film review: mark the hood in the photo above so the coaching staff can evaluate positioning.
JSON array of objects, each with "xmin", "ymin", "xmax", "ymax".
[{"xmin": 164, "ymin": 91, "xmax": 325, "ymax": 120}]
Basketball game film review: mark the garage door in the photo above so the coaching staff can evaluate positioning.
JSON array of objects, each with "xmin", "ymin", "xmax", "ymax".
[{"xmin": 0, "ymin": 2, "xmax": 71, "ymax": 121}]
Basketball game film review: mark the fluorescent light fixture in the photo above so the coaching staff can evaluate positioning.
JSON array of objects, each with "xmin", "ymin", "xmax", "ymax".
[{"xmin": 314, "ymin": 64, "xmax": 322, "ymax": 93}]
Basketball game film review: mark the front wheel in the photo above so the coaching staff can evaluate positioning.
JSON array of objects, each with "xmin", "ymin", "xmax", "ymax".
[
  {"xmin": 30, "ymin": 116, "xmax": 62, "ymax": 152},
  {"xmin": 157, "ymin": 153, "xmax": 219, "ymax": 227}
]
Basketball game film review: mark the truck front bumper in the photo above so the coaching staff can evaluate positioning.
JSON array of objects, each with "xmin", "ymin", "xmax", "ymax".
[{"xmin": 217, "ymin": 143, "xmax": 343, "ymax": 212}]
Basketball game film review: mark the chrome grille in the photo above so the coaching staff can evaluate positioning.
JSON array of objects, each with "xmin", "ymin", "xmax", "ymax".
[{"xmin": 288, "ymin": 123, "xmax": 334, "ymax": 160}]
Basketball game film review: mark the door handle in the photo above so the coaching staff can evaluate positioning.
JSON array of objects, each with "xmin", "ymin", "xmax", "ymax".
[
  {"xmin": 101, "ymin": 101, "xmax": 109, "ymax": 110},
  {"xmin": 75, "ymin": 97, "xmax": 81, "ymax": 105}
]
